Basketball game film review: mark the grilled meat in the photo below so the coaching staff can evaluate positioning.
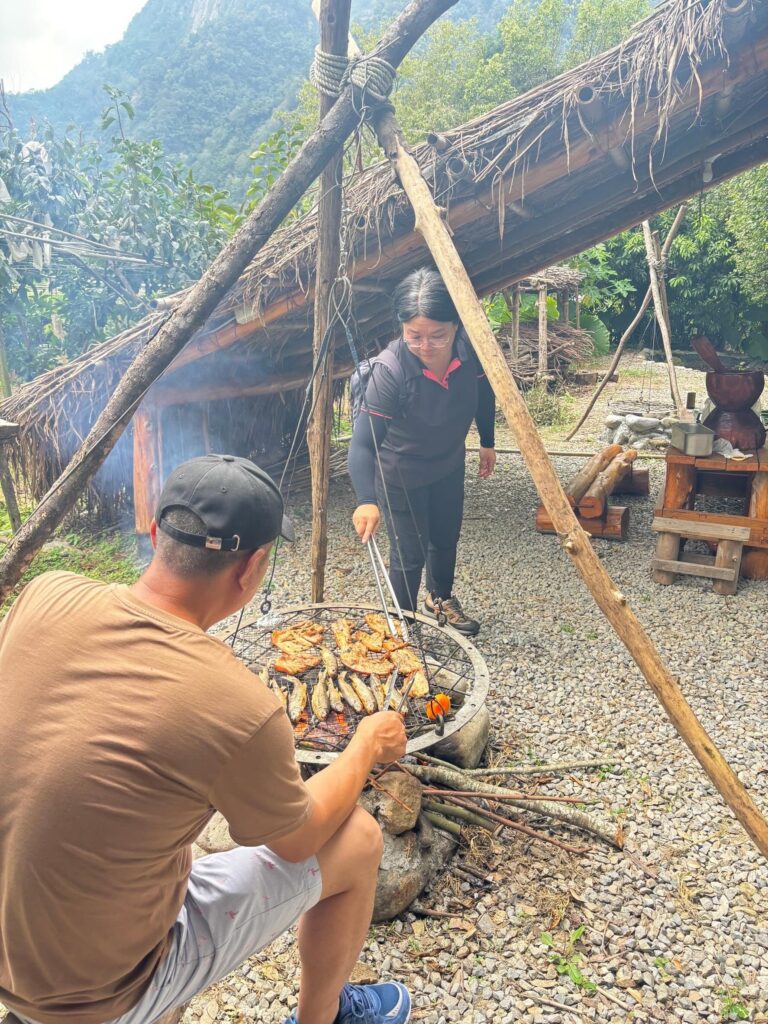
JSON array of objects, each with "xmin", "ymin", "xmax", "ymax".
[
  {"xmin": 339, "ymin": 642, "xmax": 394, "ymax": 677},
  {"xmin": 273, "ymin": 651, "xmax": 322, "ymax": 676},
  {"xmin": 349, "ymin": 673, "xmax": 377, "ymax": 715},
  {"xmin": 407, "ymin": 669, "xmax": 430, "ymax": 698},
  {"xmin": 337, "ymin": 671, "xmax": 363, "ymax": 713},
  {"xmin": 389, "ymin": 647, "xmax": 423, "ymax": 676},
  {"xmin": 330, "ymin": 617, "xmax": 355, "ymax": 650},
  {"xmin": 271, "ymin": 622, "xmax": 325, "ymax": 654},
  {"xmin": 354, "ymin": 630, "xmax": 385, "ymax": 653}
]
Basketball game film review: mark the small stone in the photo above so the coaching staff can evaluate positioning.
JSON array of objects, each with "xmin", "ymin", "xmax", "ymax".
[
  {"xmin": 431, "ymin": 706, "xmax": 490, "ymax": 768},
  {"xmin": 373, "ymin": 773, "xmax": 423, "ymax": 835},
  {"xmin": 477, "ymin": 913, "xmax": 496, "ymax": 936},
  {"xmin": 626, "ymin": 414, "xmax": 662, "ymax": 433},
  {"xmin": 196, "ymin": 812, "xmax": 237, "ymax": 855}
]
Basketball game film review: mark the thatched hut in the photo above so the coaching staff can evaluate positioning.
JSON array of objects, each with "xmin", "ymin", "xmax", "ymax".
[{"xmin": 3, "ymin": 0, "xmax": 767, "ymax": 531}]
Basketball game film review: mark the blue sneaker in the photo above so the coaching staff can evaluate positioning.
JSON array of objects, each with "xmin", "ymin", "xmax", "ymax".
[
  {"xmin": 283, "ymin": 982, "xmax": 411, "ymax": 1024},
  {"xmin": 337, "ymin": 982, "xmax": 411, "ymax": 1024}
]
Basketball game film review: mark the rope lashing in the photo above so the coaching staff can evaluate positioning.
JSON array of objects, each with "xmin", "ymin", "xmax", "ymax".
[{"xmin": 310, "ymin": 47, "xmax": 396, "ymax": 105}]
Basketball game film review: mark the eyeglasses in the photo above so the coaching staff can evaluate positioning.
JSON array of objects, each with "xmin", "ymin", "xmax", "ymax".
[{"xmin": 403, "ymin": 334, "xmax": 454, "ymax": 349}]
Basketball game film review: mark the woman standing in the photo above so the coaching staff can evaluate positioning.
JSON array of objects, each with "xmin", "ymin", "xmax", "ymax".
[{"xmin": 348, "ymin": 268, "xmax": 496, "ymax": 635}]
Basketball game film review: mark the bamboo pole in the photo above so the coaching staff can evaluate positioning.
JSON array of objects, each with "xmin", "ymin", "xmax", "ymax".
[
  {"xmin": 566, "ymin": 203, "xmax": 687, "ymax": 441},
  {"xmin": 372, "ymin": 107, "xmax": 768, "ymax": 860},
  {"xmin": 0, "ymin": 0, "xmax": 460, "ymax": 603},
  {"xmin": 642, "ymin": 219, "xmax": 684, "ymax": 417},
  {"xmin": 308, "ymin": 0, "xmax": 353, "ymax": 603},
  {"xmin": 537, "ymin": 283, "xmax": 548, "ymax": 380}
]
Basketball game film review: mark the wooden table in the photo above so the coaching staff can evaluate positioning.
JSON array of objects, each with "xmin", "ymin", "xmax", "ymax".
[{"xmin": 652, "ymin": 446, "xmax": 768, "ymax": 594}]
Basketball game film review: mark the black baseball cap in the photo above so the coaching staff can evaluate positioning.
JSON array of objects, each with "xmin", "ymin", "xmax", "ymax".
[{"xmin": 155, "ymin": 454, "xmax": 294, "ymax": 553}]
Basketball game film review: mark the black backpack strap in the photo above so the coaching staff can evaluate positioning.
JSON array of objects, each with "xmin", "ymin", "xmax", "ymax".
[{"xmin": 374, "ymin": 345, "xmax": 410, "ymax": 415}]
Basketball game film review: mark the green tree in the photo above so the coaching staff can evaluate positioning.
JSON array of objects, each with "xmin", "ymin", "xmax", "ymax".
[
  {"xmin": 0, "ymin": 90, "xmax": 233, "ymax": 382},
  {"xmin": 567, "ymin": 0, "xmax": 650, "ymax": 64}
]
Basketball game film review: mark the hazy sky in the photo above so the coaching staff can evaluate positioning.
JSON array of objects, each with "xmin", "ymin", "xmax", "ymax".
[{"xmin": 0, "ymin": 1, "xmax": 147, "ymax": 93}]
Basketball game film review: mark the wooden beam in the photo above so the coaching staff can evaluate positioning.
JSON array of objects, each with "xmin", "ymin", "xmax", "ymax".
[
  {"xmin": 309, "ymin": 0, "xmax": 353, "ymax": 603},
  {"xmin": 0, "ymin": 443, "xmax": 21, "ymax": 534},
  {"xmin": 154, "ymin": 362, "xmax": 355, "ymax": 407},
  {"xmin": 371, "ymin": 105, "xmax": 768, "ymax": 860}
]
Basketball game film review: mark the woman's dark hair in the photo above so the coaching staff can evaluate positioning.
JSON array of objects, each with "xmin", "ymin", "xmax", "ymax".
[{"xmin": 392, "ymin": 267, "xmax": 459, "ymax": 325}]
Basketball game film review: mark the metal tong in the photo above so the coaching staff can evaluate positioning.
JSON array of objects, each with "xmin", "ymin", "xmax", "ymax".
[
  {"xmin": 366, "ymin": 536, "xmax": 410, "ymax": 642},
  {"xmin": 366, "ymin": 536, "xmax": 410, "ymax": 712}
]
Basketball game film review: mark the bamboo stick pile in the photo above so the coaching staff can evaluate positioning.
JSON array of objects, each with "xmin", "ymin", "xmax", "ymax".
[{"xmin": 392, "ymin": 753, "xmax": 624, "ymax": 855}]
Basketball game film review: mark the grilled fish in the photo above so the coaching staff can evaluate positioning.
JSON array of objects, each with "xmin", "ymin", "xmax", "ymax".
[
  {"xmin": 371, "ymin": 674, "xmax": 387, "ymax": 712},
  {"xmin": 287, "ymin": 680, "xmax": 308, "ymax": 724},
  {"xmin": 350, "ymin": 673, "xmax": 377, "ymax": 715},
  {"xmin": 311, "ymin": 670, "xmax": 331, "ymax": 721},
  {"xmin": 320, "ymin": 647, "xmax": 338, "ymax": 677},
  {"xmin": 270, "ymin": 678, "xmax": 288, "ymax": 713},
  {"xmin": 337, "ymin": 671, "xmax": 363, "ymax": 714},
  {"xmin": 354, "ymin": 630, "xmax": 385, "ymax": 653},
  {"xmin": 326, "ymin": 675, "xmax": 345, "ymax": 714}
]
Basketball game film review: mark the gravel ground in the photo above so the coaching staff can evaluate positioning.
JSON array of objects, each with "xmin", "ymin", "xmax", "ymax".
[
  {"xmin": 3, "ymin": 359, "xmax": 766, "ymax": 1024},
  {"xmin": 182, "ymin": 358, "xmax": 768, "ymax": 1024}
]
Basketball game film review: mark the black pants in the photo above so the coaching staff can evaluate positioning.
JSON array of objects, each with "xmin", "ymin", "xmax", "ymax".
[{"xmin": 376, "ymin": 463, "xmax": 465, "ymax": 613}]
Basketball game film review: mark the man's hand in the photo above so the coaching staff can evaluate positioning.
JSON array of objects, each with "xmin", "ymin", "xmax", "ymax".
[
  {"xmin": 352, "ymin": 711, "xmax": 407, "ymax": 765},
  {"xmin": 352, "ymin": 503, "xmax": 381, "ymax": 543},
  {"xmin": 478, "ymin": 447, "xmax": 497, "ymax": 479}
]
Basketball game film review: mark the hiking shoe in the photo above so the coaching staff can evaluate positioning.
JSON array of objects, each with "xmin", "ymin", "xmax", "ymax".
[
  {"xmin": 423, "ymin": 594, "xmax": 480, "ymax": 636},
  {"xmin": 282, "ymin": 982, "xmax": 411, "ymax": 1024}
]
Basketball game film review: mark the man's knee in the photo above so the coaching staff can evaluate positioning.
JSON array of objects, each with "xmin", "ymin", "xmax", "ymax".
[{"xmin": 348, "ymin": 805, "xmax": 384, "ymax": 865}]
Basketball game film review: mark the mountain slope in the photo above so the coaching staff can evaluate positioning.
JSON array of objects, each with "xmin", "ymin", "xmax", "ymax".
[
  {"xmin": 9, "ymin": 0, "xmax": 318, "ymax": 188},
  {"xmin": 8, "ymin": 0, "xmax": 509, "ymax": 189}
]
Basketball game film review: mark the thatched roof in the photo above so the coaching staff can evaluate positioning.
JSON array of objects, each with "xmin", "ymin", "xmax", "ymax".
[{"xmin": 3, "ymin": 0, "xmax": 767, "ymax": 513}]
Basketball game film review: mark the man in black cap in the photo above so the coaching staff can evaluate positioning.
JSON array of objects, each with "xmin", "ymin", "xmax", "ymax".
[{"xmin": 0, "ymin": 455, "xmax": 410, "ymax": 1024}]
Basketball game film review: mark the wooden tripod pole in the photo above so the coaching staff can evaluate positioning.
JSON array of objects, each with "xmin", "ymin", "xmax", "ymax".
[
  {"xmin": 372, "ymin": 108, "xmax": 768, "ymax": 859},
  {"xmin": 566, "ymin": 203, "xmax": 687, "ymax": 441},
  {"xmin": 643, "ymin": 219, "xmax": 685, "ymax": 417},
  {"xmin": 308, "ymin": 0, "xmax": 353, "ymax": 603}
]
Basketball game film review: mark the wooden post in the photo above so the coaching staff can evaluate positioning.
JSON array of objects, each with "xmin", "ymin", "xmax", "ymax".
[
  {"xmin": 511, "ymin": 284, "xmax": 520, "ymax": 367},
  {"xmin": 566, "ymin": 204, "xmax": 688, "ymax": 441},
  {"xmin": 308, "ymin": 0, "xmax": 353, "ymax": 603},
  {"xmin": 0, "ymin": 420, "xmax": 21, "ymax": 535},
  {"xmin": 372, "ymin": 107, "xmax": 768, "ymax": 860},
  {"xmin": 642, "ymin": 220, "xmax": 684, "ymax": 417},
  {"xmin": 537, "ymin": 283, "xmax": 548, "ymax": 381},
  {"xmin": 0, "ymin": 327, "xmax": 11, "ymax": 398},
  {"xmin": 132, "ymin": 404, "xmax": 163, "ymax": 534}
]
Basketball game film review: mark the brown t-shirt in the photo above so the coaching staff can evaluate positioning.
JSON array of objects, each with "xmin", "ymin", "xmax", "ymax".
[{"xmin": 0, "ymin": 571, "xmax": 310, "ymax": 1024}]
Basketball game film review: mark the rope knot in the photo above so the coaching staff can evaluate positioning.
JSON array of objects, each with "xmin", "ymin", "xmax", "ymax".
[{"xmin": 310, "ymin": 47, "xmax": 396, "ymax": 106}]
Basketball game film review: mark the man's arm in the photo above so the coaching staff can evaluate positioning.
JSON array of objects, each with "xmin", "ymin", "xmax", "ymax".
[{"xmin": 267, "ymin": 711, "xmax": 406, "ymax": 862}]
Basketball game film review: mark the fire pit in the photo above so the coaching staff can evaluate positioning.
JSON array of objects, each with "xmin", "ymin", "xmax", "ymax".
[{"xmin": 226, "ymin": 603, "xmax": 490, "ymax": 765}]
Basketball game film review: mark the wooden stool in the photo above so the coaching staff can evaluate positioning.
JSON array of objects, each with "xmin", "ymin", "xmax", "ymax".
[
  {"xmin": 652, "ymin": 446, "xmax": 768, "ymax": 594},
  {"xmin": 652, "ymin": 517, "xmax": 749, "ymax": 595}
]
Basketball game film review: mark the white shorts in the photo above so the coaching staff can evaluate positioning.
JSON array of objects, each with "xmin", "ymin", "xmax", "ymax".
[{"xmin": 17, "ymin": 846, "xmax": 323, "ymax": 1024}]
